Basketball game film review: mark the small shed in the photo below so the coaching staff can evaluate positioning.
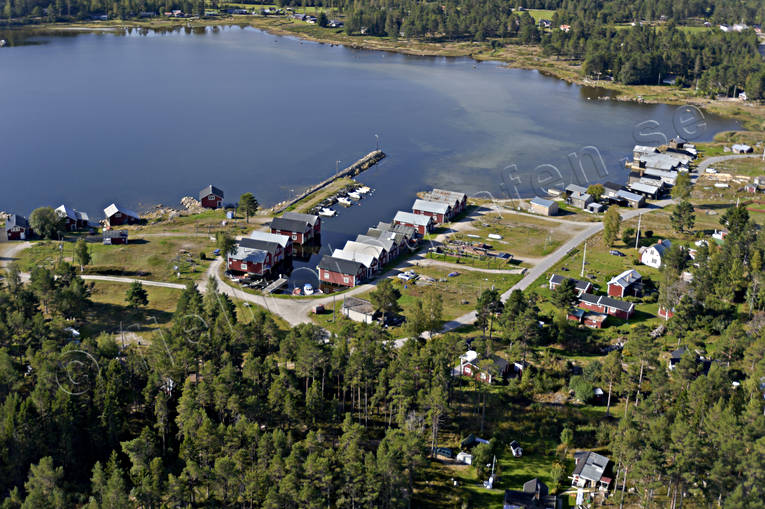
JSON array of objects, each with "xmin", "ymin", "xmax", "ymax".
[
  {"xmin": 103, "ymin": 230, "xmax": 128, "ymax": 245},
  {"xmin": 529, "ymin": 197, "xmax": 558, "ymax": 216},
  {"xmin": 341, "ymin": 297, "xmax": 376, "ymax": 324}
]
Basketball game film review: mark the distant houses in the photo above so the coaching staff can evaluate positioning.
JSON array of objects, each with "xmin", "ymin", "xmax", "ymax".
[
  {"xmin": 104, "ymin": 203, "xmax": 140, "ymax": 228},
  {"xmin": 5, "ymin": 214, "xmax": 30, "ymax": 240},
  {"xmin": 199, "ymin": 185, "xmax": 224, "ymax": 209},
  {"xmin": 56, "ymin": 205, "xmax": 91, "ymax": 231},
  {"xmin": 458, "ymin": 350, "xmax": 512, "ymax": 384}
]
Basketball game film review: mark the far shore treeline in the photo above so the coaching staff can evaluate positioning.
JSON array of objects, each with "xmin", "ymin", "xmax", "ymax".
[{"xmin": 3, "ymin": 0, "xmax": 765, "ymax": 99}]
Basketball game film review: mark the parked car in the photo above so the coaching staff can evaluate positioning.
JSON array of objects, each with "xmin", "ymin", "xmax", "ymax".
[
  {"xmin": 705, "ymin": 167, "xmax": 718, "ymax": 174},
  {"xmin": 609, "ymin": 250, "xmax": 625, "ymax": 257},
  {"xmin": 397, "ymin": 270, "xmax": 418, "ymax": 281},
  {"xmin": 509, "ymin": 440, "xmax": 523, "ymax": 457}
]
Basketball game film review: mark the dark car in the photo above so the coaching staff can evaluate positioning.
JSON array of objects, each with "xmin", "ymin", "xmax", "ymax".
[{"xmin": 609, "ymin": 250, "xmax": 625, "ymax": 257}]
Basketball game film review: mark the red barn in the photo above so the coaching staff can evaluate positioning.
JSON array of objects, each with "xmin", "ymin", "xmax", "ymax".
[
  {"xmin": 424, "ymin": 189, "xmax": 468, "ymax": 214},
  {"xmin": 199, "ymin": 185, "xmax": 224, "ymax": 209},
  {"xmin": 270, "ymin": 216, "xmax": 314, "ymax": 245},
  {"xmin": 317, "ymin": 256, "xmax": 365, "ymax": 288},
  {"xmin": 104, "ymin": 204, "xmax": 140, "ymax": 227},
  {"xmin": 237, "ymin": 237, "xmax": 284, "ymax": 265},
  {"xmin": 5, "ymin": 214, "xmax": 29, "ymax": 240},
  {"xmin": 249, "ymin": 231, "xmax": 293, "ymax": 258}
]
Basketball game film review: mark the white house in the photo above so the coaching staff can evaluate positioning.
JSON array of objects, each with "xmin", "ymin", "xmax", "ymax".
[{"xmin": 640, "ymin": 239, "xmax": 671, "ymax": 268}]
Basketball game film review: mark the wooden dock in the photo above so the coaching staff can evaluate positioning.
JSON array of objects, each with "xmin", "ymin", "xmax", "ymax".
[
  {"xmin": 269, "ymin": 150, "xmax": 386, "ymax": 214},
  {"xmin": 264, "ymin": 276, "xmax": 289, "ymax": 294}
]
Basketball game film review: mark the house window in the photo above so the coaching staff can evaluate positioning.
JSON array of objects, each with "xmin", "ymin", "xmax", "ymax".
[
  {"xmin": 292, "ymin": 234, "xmax": 297, "ymax": 240},
  {"xmin": 343, "ymin": 277, "xmax": 349, "ymax": 283},
  {"xmin": 480, "ymin": 372, "xmax": 487, "ymax": 380},
  {"xmin": 464, "ymin": 367, "xmax": 471, "ymax": 375}
]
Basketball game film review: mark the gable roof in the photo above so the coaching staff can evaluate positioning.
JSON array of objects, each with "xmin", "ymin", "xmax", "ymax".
[
  {"xmin": 648, "ymin": 239, "xmax": 671, "ymax": 255},
  {"xmin": 375, "ymin": 222, "xmax": 416, "ymax": 239},
  {"xmin": 412, "ymin": 199, "xmax": 450, "ymax": 215},
  {"xmin": 103, "ymin": 229, "xmax": 128, "ymax": 238},
  {"xmin": 270, "ymin": 216, "xmax": 310, "ymax": 233},
  {"xmin": 283, "ymin": 211, "xmax": 319, "ymax": 227},
  {"xmin": 598, "ymin": 295, "xmax": 635, "ymax": 313},
  {"xmin": 55, "ymin": 204, "xmax": 77, "ymax": 221},
  {"xmin": 549, "ymin": 274, "xmax": 591, "ymax": 292},
  {"xmin": 393, "ymin": 211, "xmax": 432, "ymax": 227},
  {"xmin": 579, "ymin": 293, "xmax": 601, "ymax": 306},
  {"xmin": 332, "ymin": 248, "xmax": 377, "ymax": 269},
  {"xmin": 356, "ymin": 234, "xmax": 395, "ymax": 252},
  {"xmin": 603, "ymin": 181, "xmax": 623, "ymax": 193},
  {"xmin": 366, "ymin": 228, "xmax": 407, "ymax": 246},
  {"xmin": 565, "ymin": 184, "xmax": 588, "ymax": 194},
  {"xmin": 199, "ymin": 185, "xmax": 224, "ymax": 201},
  {"xmin": 628, "ymin": 182, "xmax": 661, "ymax": 195},
  {"xmin": 230, "ymin": 245, "xmax": 268, "ymax": 264},
  {"xmin": 573, "ymin": 451, "xmax": 610, "ymax": 482},
  {"xmin": 426, "ymin": 189, "xmax": 467, "ymax": 203},
  {"xmin": 342, "ymin": 296, "xmax": 376, "ymax": 315},
  {"xmin": 249, "ymin": 230, "xmax": 291, "ymax": 248},
  {"xmin": 343, "ymin": 240, "xmax": 385, "ymax": 258},
  {"xmin": 238, "ymin": 237, "xmax": 280, "ymax": 255},
  {"xmin": 104, "ymin": 203, "xmax": 139, "ymax": 220},
  {"xmin": 616, "ymin": 189, "xmax": 644, "ymax": 203},
  {"xmin": 608, "ymin": 269, "xmax": 642, "ymax": 288},
  {"xmin": 317, "ymin": 255, "xmax": 363, "ymax": 275},
  {"xmin": 503, "ymin": 478, "xmax": 556, "ymax": 509},
  {"xmin": 530, "ymin": 197, "xmax": 555, "ymax": 208}
]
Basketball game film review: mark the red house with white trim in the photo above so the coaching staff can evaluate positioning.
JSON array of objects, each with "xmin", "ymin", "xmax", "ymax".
[
  {"xmin": 270, "ymin": 216, "xmax": 314, "ymax": 245},
  {"xmin": 393, "ymin": 211, "xmax": 433, "ymax": 236},
  {"xmin": 578, "ymin": 293, "xmax": 634, "ymax": 320},
  {"xmin": 412, "ymin": 199, "xmax": 452, "ymax": 224},
  {"xmin": 607, "ymin": 269, "xmax": 642, "ymax": 298},
  {"xmin": 283, "ymin": 211, "xmax": 321, "ymax": 235},
  {"xmin": 317, "ymin": 256, "xmax": 365, "ymax": 287},
  {"xmin": 5, "ymin": 214, "xmax": 30, "ymax": 240},
  {"xmin": 199, "ymin": 185, "xmax": 224, "ymax": 209},
  {"xmin": 104, "ymin": 203, "xmax": 140, "ymax": 227},
  {"xmin": 228, "ymin": 242, "xmax": 272, "ymax": 276}
]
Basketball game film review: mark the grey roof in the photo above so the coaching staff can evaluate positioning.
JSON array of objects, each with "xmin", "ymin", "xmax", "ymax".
[
  {"xmin": 603, "ymin": 181, "xmax": 623, "ymax": 193},
  {"xmin": 649, "ymin": 239, "xmax": 671, "ymax": 255},
  {"xmin": 616, "ymin": 189, "xmax": 644, "ymax": 202},
  {"xmin": 104, "ymin": 203, "xmax": 139, "ymax": 220},
  {"xmin": 103, "ymin": 229, "xmax": 128, "ymax": 238},
  {"xmin": 6, "ymin": 214, "xmax": 29, "ymax": 229},
  {"xmin": 530, "ymin": 197, "xmax": 555, "ymax": 208},
  {"xmin": 608, "ymin": 269, "xmax": 642, "ymax": 288},
  {"xmin": 230, "ymin": 245, "xmax": 268, "ymax": 264},
  {"xmin": 356, "ymin": 234, "xmax": 395, "ymax": 252},
  {"xmin": 633, "ymin": 145, "xmax": 658, "ymax": 154},
  {"xmin": 375, "ymin": 222, "xmax": 416, "ymax": 239},
  {"xmin": 549, "ymin": 274, "xmax": 591, "ymax": 292},
  {"xmin": 572, "ymin": 451, "xmax": 610, "ymax": 482},
  {"xmin": 270, "ymin": 216, "xmax": 310, "ymax": 233},
  {"xmin": 598, "ymin": 295, "xmax": 634, "ymax": 313},
  {"xmin": 670, "ymin": 347, "xmax": 688, "ymax": 360},
  {"xmin": 283, "ymin": 211, "xmax": 319, "ymax": 227},
  {"xmin": 503, "ymin": 478, "xmax": 556, "ymax": 509},
  {"xmin": 199, "ymin": 185, "xmax": 224, "ymax": 201},
  {"xmin": 628, "ymin": 182, "xmax": 661, "ymax": 195},
  {"xmin": 317, "ymin": 255, "xmax": 363, "ymax": 275},
  {"xmin": 394, "ymin": 211, "xmax": 432, "ymax": 227},
  {"xmin": 55, "ymin": 204, "xmax": 77, "ymax": 221},
  {"xmin": 427, "ymin": 189, "xmax": 467, "ymax": 203},
  {"xmin": 342, "ymin": 296, "xmax": 375, "ymax": 315},
  {"xmin": 578, "ymin": 293, "xmax": 601, "ymax": 305},
  {"xmin": 238, "ymin": 237, "xmax": 280, "ymax": 255},
  {"xmin": 249, "ymin": 230, "xmax": 291, "ymax": 248},
  {"xmin": 565, "ymin": 184, "xmax": 588, "ymax": 194},
  {"xmin": 412, "ymin": 199, "xmax": 450, "ymax": 215}
]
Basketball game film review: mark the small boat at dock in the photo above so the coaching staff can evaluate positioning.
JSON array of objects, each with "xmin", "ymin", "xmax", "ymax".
[
  {"xmin": 357, "ymin": 186, "xmax": 371, "ymax": 194},
  {"xmin": 318, "ymin": 207, "xmax": 336, "ymax": 217},
  {"xmin": 303, "ymin": 284, "xmax": 314, "ymax": 296},
  {"xmin": 337, "ymin": 197, "xmax": 352, "ymax": 206},
  {"xmin": 348, "ymin": 191, "xmax": 361, "ymax": 200}
]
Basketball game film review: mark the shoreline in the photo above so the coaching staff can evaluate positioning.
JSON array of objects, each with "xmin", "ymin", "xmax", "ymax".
[{"xmin": 6, "ymin": 17, "xmax": 764, "ymax": 131}]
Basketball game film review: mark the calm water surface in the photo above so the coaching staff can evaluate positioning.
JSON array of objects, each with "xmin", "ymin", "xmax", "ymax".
[{"xmin": 0, "ymin": 26, "xmax": 739, "ymax": 278}]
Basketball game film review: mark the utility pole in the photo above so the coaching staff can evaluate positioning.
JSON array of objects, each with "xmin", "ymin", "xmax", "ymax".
[
  {"xmin": 635, "ymin": 213, "xmax": 642, "ymax": 250},
  {"xmin": 580, "ymin": 241, "xmax": 587, "ymax": 278}
]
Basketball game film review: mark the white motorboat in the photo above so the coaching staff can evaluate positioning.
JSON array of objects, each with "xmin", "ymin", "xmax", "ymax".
[
  {"xmin": 337, "ymin": 197, "xmax": 352, "ymax": 206},
  {"xmin": 318, "ymin": 207, "xmax": 336, "ymax": 217},
  {"xmin": 303, "ymin": 284, "xmax": 314, "ymax": 296},
  {"xmin": 357, "ymin": 186, "xmax": 371, "ymax": 194},
  {"xmin": 348, "ymin": 191, "xmax": 361, "ymax": 200}
]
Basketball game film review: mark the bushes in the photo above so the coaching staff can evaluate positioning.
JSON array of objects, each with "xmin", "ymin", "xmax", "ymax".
[{"xmin": 569, "ymin": 375, "xmax": 593, "ymax": 403}]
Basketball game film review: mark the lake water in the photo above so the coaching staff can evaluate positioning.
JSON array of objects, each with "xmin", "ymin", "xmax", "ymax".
[{"xmin": 0, "ymin": 25, "xmax": 739, "ymax": 279}]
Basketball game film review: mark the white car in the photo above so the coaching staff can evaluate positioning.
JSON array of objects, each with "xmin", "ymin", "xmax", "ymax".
[
  {"xmin": 397, "ymin": 270, "xmax": 418, "ymax": 281},
  {"xmin": 705, "ymin": 168, "xmax": 718, "ymax": 174}
]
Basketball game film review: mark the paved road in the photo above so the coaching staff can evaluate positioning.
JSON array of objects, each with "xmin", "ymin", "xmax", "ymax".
[
  {"xmin": 440, "ymin": 200, "xmax": 673, "ymax": 332},
  {"xmin": 695, "ymin": 153, "xmax": 762, "ymax": 172}
]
